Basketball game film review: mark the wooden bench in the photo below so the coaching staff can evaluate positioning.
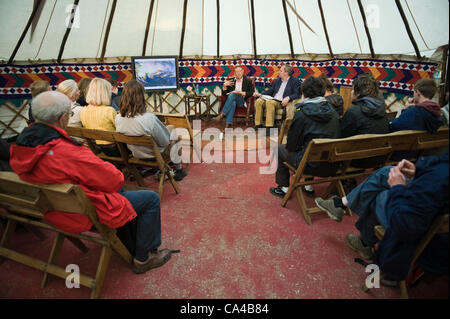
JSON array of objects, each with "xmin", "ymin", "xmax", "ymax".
[
  {"xmin": 281, "ymin": 127, "xmax": 449, "ymax": 225},
  {"xmin": 65, "ymin": 127, "xmax": 179, "ymax": 199},
  {"xmin": 0, "ymin": 171, "xmax": 132, "ymax": 299}
]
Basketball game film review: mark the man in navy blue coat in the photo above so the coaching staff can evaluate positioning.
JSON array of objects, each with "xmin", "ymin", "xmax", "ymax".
[
  {"xmin": 314, "ymin": 152, "xmax": 449, "ymax": 281},
  {"xmin": 253, "ymin": 65, "xmax": 301, "ymax": 130},
  {"xmin": 390, "ymin": 78, "xmax": 442, "ymax": 134}
]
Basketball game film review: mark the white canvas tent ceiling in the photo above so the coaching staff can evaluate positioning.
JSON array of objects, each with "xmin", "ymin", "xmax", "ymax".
[{"xmin": 0, "ymin": 0, "xmax": 448, "ymax": 63}]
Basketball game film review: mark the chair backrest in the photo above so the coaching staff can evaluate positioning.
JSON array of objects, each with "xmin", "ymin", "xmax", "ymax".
[
  {"xmin": 154, "ymin": 112, "xmax": 194, "ymax": 142},
  {"xmin": 302, "ymin": 127, "xmax": 449, "ymax": 164},
  {"xmin": 304, "ymin": 134, "xmax": 393, "ymax": 163},
  {"xmin": 0, "ymin": 171, "xmax": 96, "ymax": 221}
]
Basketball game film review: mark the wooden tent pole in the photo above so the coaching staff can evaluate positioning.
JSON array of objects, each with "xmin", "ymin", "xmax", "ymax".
[
  {"xmin": 179, "ymin": 0, "xmax": 188, "ymax": 58},
  {"xmin": 142, "ymin": 0, "xmax": 155, "ymax": 56},
  {"xmin": 250, "ymin": 0, "xmax": 257, "ymax": 59},
  {"xmin": 282, "ymin": 0, "xmax": 295, "ymax": 59},
  {"xmin": 100, "ymin": 0, "xmax": 117, "ymax": 61},
  {"xmin": 439, "ymin": 45, "xmax": 449, "ymax": 106},
  {"xmin": 317, "ymin": 0, "xmax": 334, "ymax": 59},
  {"xmin": 8, "ymin": 0, "xmax": 44, "ymax": 64},
  {"xmin": 356, "ymin": 0, "xmax": 375, "ymax": 59},
  {"xmin": 57, "ymin": 0, "xmax": 80, "ymax": 63},
  {"xmin": 395, "ymin": 0, "xmax": 422, "ymax": 60}
]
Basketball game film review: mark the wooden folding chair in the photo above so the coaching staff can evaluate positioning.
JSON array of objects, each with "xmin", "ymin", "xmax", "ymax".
[
  {"xmin": 113, "ymin": 132, "xmax": 180, "ymax": 198},
  {"xmin": 281, "ymin": 134, "xmax": 394, "ymax": 225},
  {"xmin": 0, "ymin": 171, "xmax": 132, "ymax": 299},
  {"xmin": 155, "ymin": 112, "xmax": 201, "ymax": 169},
  {"xmin": 362, "ymin": 214, "xmax": 449, "ymax": 299}
]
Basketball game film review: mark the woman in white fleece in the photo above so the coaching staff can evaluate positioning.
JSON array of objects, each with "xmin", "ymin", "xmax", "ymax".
[
  {"xmin": 56, "ymin": 79, "xmax": 82, "ymax": 127},
  {"xmin": 115, "ymin": 80, "xmax": 187, "ymax": 181}
]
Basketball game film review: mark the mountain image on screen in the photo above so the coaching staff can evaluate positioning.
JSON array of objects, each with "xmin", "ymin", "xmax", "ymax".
[{"xmin": 135, "ymin": 59, "xmax": 177, "ymax": 90}]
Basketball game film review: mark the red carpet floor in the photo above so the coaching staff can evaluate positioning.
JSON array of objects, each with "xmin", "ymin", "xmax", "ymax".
[{"xmin": 0, "ymin": 154, "xmax": 448, "ymax": 299}]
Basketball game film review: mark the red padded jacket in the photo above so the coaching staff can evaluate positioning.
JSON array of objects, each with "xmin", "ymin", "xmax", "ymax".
[{"xmin": 9, "ymin": 123, "xmax": 137, "ymax": 234}]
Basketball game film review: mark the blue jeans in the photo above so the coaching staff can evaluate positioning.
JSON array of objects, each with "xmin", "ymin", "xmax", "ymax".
[
  {"xmin": 346, "ymin": 166, "xmax": 392, "ymax": 227},
  {"xmin": 345, "ymin": 166, "xmax": 392, "ymax": 246},
  {"xmin": 222, "ymin": 93, "xmax": 245, "ymax": 124},
  {"xmin": 117, "ymin": 190, "xmax": 162, "ymax": 262},
  {"xmin": 346, "ymin": 166, "xmax": 414, "ymax": 246}
]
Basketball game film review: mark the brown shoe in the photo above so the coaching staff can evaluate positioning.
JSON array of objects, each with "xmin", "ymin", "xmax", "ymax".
[
  {"xmin": 214, "ymin": 113, "xmax": 225, "ymax": 122},
  {"xmin": 132, "ymin": 248, "xmax": 172, "ymax": 274}
]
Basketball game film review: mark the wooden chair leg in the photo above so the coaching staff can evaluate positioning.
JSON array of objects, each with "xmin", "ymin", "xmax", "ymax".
[
  {"xmin": 399, "ymin": 280, "xmax": 408, "ymax": 299},
  {"xmin": 128, "ymin": 165, "xmax": 147, "ymax": 187},
  {"xmin": 21, "ymin": 223, "xmax": 47, "ymax": 241},
  {"xmin": 158, "ymin": 170, "xmax": 165, "ymax": 198},
  {"xmin": 295, "ymin": 188, "xmax": 312, "ymax": 225},
  {"xmin": 67, "ymin": 237, "xmax": 89, "ymax": 253},
  {"xmin": 90, "ymin": 246, "xmax": 112, "ymax": 299},
  {"xmin": 336, "ymin": 180, "xmax": 352, "ymax": 216},
  {"xmin": 281, "ymin": 184, "xmax": 296, "ymax": 207},
  {"xmin": 0, "ymin": 219, "xmax": 17, "ymax": 264},
  {"xmin": 41, "ymin": 233, "xmax": 65, "ymax": 288},
  {"xmin": 166, "ymin": 165, "xmax": 180, "ymax": 195},
  {"xmin": 323, "ymin": 181, "xmax": 338, "ymax": 199}
]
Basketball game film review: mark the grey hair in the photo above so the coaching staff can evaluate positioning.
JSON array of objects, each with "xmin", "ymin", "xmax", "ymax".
[
  {"xmin": 31, "ymin": 91, "xmax": 71, "ymax": 124},
  {"xmin": 283, "ymin": 65, "xmax": 293, "ymax": 76}
]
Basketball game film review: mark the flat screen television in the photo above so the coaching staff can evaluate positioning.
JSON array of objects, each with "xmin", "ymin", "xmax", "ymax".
[{"xmin": 131, "ymin": 56, "xmax": 179, "ymax": 92}]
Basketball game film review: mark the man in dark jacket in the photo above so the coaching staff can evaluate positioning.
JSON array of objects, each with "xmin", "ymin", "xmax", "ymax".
[
  {"xmin": 215, "ymin": 66, "xmax": 255, "ymax": 128},
  {"xmin": 390, "ymin": 79, "xmax": 443, "ymax": 161},
  {"xmin": 314, "ymin": 152, "xmax": 449, "ymax": 282},
  {"xmin": 390, "ymin": 79, "xmax": 442, "ymax": 133},
  {"xmin": 341, "ymin": 73, "xmax": 389, "ymax": 168},
  {"xmin": 269, "ymin": 76, "xmax": 340, "ymax": 198},
  {"xmin": 253, "ymin": 65, "xmax": 301, "ymax": 131}
]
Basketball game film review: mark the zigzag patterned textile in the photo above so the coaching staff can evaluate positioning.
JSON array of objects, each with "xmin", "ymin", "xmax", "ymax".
[{"xmin": 0, "ymin": 58, "xmax": 437, "ymax": 100}]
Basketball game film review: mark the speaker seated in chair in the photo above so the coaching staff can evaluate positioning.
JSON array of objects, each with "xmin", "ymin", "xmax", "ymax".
[
  {"xmin": 216, "ymin": 66, "xmax": 255, "ymax": 127},
  {"xmin": 253, "ymin": 65, "xmax": 302, "ymax": 132}
]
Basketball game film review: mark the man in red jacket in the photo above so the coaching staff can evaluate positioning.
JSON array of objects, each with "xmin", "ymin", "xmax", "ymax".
[{"xmin": 9, "ymin": 91, "xmax": 172, "ymax": 274}]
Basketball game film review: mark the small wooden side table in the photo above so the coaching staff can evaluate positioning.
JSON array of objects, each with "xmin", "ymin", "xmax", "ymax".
[{"xmin": 184, "ymin": 94, "xmax": 211, "ymax": 119}]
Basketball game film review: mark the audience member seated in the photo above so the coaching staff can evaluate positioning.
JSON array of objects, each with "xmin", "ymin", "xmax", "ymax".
[
  {"xmin": 314, "ymin": 152, "xmax": 449, "ymax": 284},
  {"xmin": 215, "ymin": 66, "xmax": 255, "ymax": 128},
  {"xmin": 9, "ymin": 91, "xmax": 173, "ymax": 274},
  {"xmin": 340, "ymin": 73, "xmax": 389, "ymax": 168},
  {"xmin": 56, "ymin": 79, "xmax": 83, "ymax": 127},
  {"xmin": 253, "ymin": 65, "xmax": 301, "ymax": 134},
  {"xmin": 115, "ymin": 80, "xmax": 187, "ymax": 181},
  {"xmin": 80, "ymin": 78, "xmax": 120, "ymax": 157},
  {"xmin": 76, "ymin": 77, "xmax": 92, "ymax": 106},
  {"xmin": 28, "ymin": 80, "xmax": 51, "ymax": 124},
  {"xmin": 390, "ymin": 79, "xmax": 443, "ymax": 160},
  {"xmin": 319, "ymin": 73, "xmax": 344, "ymax": 118},
  {"xmin": 269, "ymin": 75, "xmax": 340, "ymax": 199},
  {"xmin": 107, "ymin": 78, "xmax": 121, "ymax": 111},
  {"xmin": 390, "ymin": 79, "xmax": 442, "ymax": 133}
]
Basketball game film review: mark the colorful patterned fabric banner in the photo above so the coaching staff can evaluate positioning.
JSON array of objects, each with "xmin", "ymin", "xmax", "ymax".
[{"xmin": 0, "ymin": 58, "xmax": 437, "ymax": 101}]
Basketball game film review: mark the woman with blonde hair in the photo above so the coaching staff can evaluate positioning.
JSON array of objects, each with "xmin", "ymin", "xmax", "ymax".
[
  {"xmin": 57, "ymin": 79, "xmax": 82, "ymax": 127},
  {"xmin": 80, "ymin": 78, "xmax": 120, "ymax": 156},
  {"xmin": 115, "ymin": 80, "xmax": 187, "ymax": 181}
]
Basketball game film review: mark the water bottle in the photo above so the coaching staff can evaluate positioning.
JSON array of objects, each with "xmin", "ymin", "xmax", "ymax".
[{"xmin": 195, "ymin": 84, "xmax": 200, "ymax": 96}]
